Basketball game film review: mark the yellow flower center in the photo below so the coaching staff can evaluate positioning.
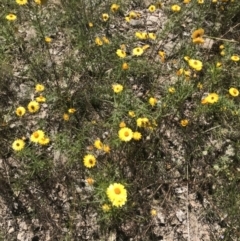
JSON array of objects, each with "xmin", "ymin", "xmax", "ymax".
[
  {"xmin": 114, "ymin": 188, "xmax": 121, "ymax": 194},
  {"xmin": 34, "ymin": 132, "xmax": 39, "ymax": 138},
  {"xmin": 89, "ymin": 159, "xmax": 93, "ymax": 164},
  {"xmin": 124, "ymin": 131, "xmax": 129, "ymax": 137}
]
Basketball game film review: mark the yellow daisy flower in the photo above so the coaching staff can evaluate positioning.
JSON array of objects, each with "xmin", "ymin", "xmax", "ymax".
[
  {"xmin": 171, "ymin": 5, "xmax": 181, "ymax": 12},
  {"xmin": 102, "ymin": 204, "xmax": 111, "ymax": 212},
  {"xmin": 6, "ymin": 14, "xmax": 17, "ymax": 21},
  {"xmin": 68, "ymin": 108, "xmax": 76, "ymax": 114},
  {"xmin": 151, "ymin": 209, "xmax": 157, "ymax": 216},
  {"xmin": 149, "ymin": 97, "xmax": 157, "ymax": 107},
  {"xmin": 229, "ymin": 88, "xmax": 239, "ymax": 97},
  {"xmin": 148, "ymin": 33, "xmax": 156, "ymax": 40},
  {"xmin": 35, "ymin": 96, "xmax": 46, "ymax": 103},
  {"xmin": 16, "ymin": 0, "xmax": 28, "ymax": 5},
  {"xmin": 106, "ymin": 183, "xmax": 127, "ymax": 207},
  {"xmin": 231, "ymin": 55, "xmax": 239, "ymax": 62},
  {"xmin": 133, "ymin": 132, "xmax": 142, "ymax": 141},
  {"xmin": 119, "ymin": 121, "xmax": 126, "ymax": 128},
  {"xmin": 12, "ymin": 139, "xmax": 25, "ymax": 151},
  {"xmin": 110, "ymin": 3, "xmax": 120, "ymax": 12},
  {"xmin": 198, "ymin": 0, "xmax": 204, "ymax": 3},
  {"xmin": 103, "ymin": 144, "xmax": 111, "ymax": 153},
  {"xmin": 148, "ymin": 5, "xmax": 156, "ymax": 12},
  {"xmin": 205, "ymin": 93, "xmax": 219, "ymax": 104},
  {"xmin": 191, "ymin": 28, "xmax": 204, "ymax": 39},
  {"xmin": 116, "ymin": 49, "xmax": 126, "ymax": 58},
  {"xmin": 112, "ymin": 84, "xmax": 123, "ymax": 93},
  {"xmin": 83, "ymin": 154, "xmax": 96, "ymax": 168},
  {"xmin": 30, "ymin": 130, "xmax": 45, "ymax": 143},
  {"xmin": 95, "ymin": 37, "xmax": 103, "ymax": 46},
  {"xmin": 86, "ymin": 178, "xmax": 94, "ymax": 185},
  {"xmin": 94, "ymin": 139, "xmax": 103, "ymax": 150},
  {"xmin": 136, "ymin": 118, "xmax": 149, "ymax": 128},
  {"xmin": 168, "ymin": 87, "xmax": 176, "ymax": 93},
  {"xmin": 45, "ymin": 37, "xmax": 52, "ymax": 43},
  {"xmin": 118, "ymin": 127, "xmax": 133, "ymax": 142},
  {"xmin": 122, "ymin": 62, "xmax": 129, "ymax": 70},
  {"xmin": 15, "ymin": 106, "xmax": 26, "ymax": 117},
  {"xmin": 88, "ymin": 22, "xmax": 93, "ymax": 27},
  {"xmin": 188, "ymin": 59, "xmax": 203, "ymax": 71},
  {"xmin": 180, "ymin": 119, "xmax": 189, "ymax": 127},
  {"xmin": 102, "ymin": 13, "xmax": 109, "ymax": 22},
  {"xmin": 38, "ymin": 136, "xmax": 50, "ymax": 145},
  {"xmin": 63, "ymin": 113, "xmax": 70, "ymax": 121},
  {"xmin": 27, "ymin": 101, "xmax": 40, "ymax": 113},
  {"xmin": 132, "ymin": 47, "xmax": 144, "ymax": 56},
  {"xmin": 128, "ymin": 111, "xmax": 135, "ymax": 118},
  {"xmin": 35, "ymin": 84, "xmax": 45, "ymax": 92},
  {"xmin": 102, "ymin": 36, "xmax": 110, "ymax": 44}
]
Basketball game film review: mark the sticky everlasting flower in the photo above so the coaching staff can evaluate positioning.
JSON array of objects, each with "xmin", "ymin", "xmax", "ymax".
[
  {"xmin": 111, "ymin": 3, "xmax": 120, "ymax": 12},
  {"xmin": 12, "ymin": 139, "xmax": 25, "ymax": 151},
  {"xmin": 68, "ymin": 108, "xmax": 76, "ymax": 114},
  {"xmin": 27, "ymin": 101, "xmax": 40, "ymax": 113},
  {"xmin": 112, "ymin": 84, "xmax": 123, "ymax": 93},
  {"xmin": 136, "ymin": 118, "xmax": 149, "ymax": 128},
  {"xmin": 231, "ymin": 55, "xmax": 239, "ymax": 62},
  {"xmin": 205, "ymin": 93, "xmax": 219, "ymax": 104},
  {"xmin": 63, "ymin": 113, "xmax": 69, "ymax": 121},
  {"xmin": 6, "ymin": 14, "xmax": 17, "ymax": 21},
  {"xmin": 44, "ymin": 37, "xmax": 52, "ymax": 43},
  {"xmin": 94, "ymin": 139, "xmax": 103, "ymax": 150},
  {"xmin": 38, "ymin": 136, "xmax": 50, "ymax": 145},
  {"xmin": 35, "ymin": 96, "xmax": 46, "ymax": 103},
  {"xmin": 128, "ymin": 111, "xmax": 136, "ymax": 118},
  {"xmin": 102, "ymin": 13, "xmax": 109, "ymax": 22},
  {"xmin": 171, "ymin": 5, "xmax": 181, "ymax": 12},
  {"xmin": 198, "ymin": 0, "xmax": 204, "ymax": 3},
  {"xmin": 30, "ymin": 130, "xmax": 45, "ymax": 143},
  {"xmin": 180, "ymin": 119, "xmax": 189, "ymax": 127},
  {"xmin": 132, "ymin": 47, "xmax": 144, "ymax": 56},
  {"xmin": 168, "ymin": 87, "xmax": 176, "ymax": 93},
  {"xmin": 16, "ymin": 106, "xmax": 26, "ymax": 117},
  {"xmin": 188, "ymin": 59, "xmax": 203, "ymax": 71},
  {"xmin": 95, "ymin": 37, "xmax": 103, "ymax": 46},
  {"xmin": 16, "ymin": 0, "xmax": 28, "ymax": 5},
  {"xmin": 116, "ymin": 49, "xmax": 126, "ymax": 58},
  {"xmin": 122, "ymin": 62, "xmax": 129, "ymax": 70},
  {"xmin": 106, "ymin": 183, "xmax": 127, "ymax": 207},
  {"xmin": 102, "ymin": 204, "xmax": 111, "ymax": 212},
  {"xmin": 133, "ymin": 132, "xmax": 142, "ymax": 141},
  {"xmin": 118, "ymin": 127, "xmax": 133, "ymax": 142},
  {"xmin": 148, "ymin": 5, "xmax": 156, "ymax": 12},
  {"xmin": 35, "ymin": 84, "xmax": 45, "ymax": 92},
  {"xmin": 229, "ymin": 88, "xmax": 239, "ymax": 97},
  {"xmin": 149, "ymin": 97, "xmax": 157, "ymax": 107},
  {"xmin": 83, "ymin": 154, "xmax": 96, "ymax": 168}
]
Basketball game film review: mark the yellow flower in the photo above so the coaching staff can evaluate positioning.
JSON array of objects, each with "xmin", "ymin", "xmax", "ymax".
[
  {"xmin": 133, "ymin": 132, "xmax": 142, "ymax": 141},
  {"xmin": 16, "ymin": 106, "xmax": 26, "ymax": 117},
  {"xmin": 197, "ymin": 82, "xmax": 203, "ymax": 89},
  {"xmin": 180, "ymin": 119, "xmax": 189, "ymax": 127},
  {"xmin": 34, "ymin": 0, "xmax": 48, "ymax": 4},
  {"xmin": 132, "ymin": 47, "xmax": 144, "ymax": 56},
  {"xmin": 149, "ymin": 97, "xmax": 157, "ymax": 107},
  {"xmin": 102, "ymin": 204, "xmax": 111, "ymax": 212},
  {"xmin": 168, "ymin": 87, "xmax": 176, "ymax": 93},
  {"xmin": 135, "ymin": 31, "xmax": 148, "ymax": 40},
  {"xmin": 191, "ymin": 28, "xmax": 204, "ymax": 39},
  {"xmin": 12, "ymin": 139, "xmax": 25, "ymax": 151},
  {"xmin": 95, "ymin": 37, "xmax": 103, "ymax": 46},
  {"xmin": 231, "ymin": 55, "xmax": 239, "ymax": 62},
  {"xmin": 35, "ymin": 95, "xmax": 46, "ymax": 103},
  {"xmin": 88, "ymin": 22, "xmax": 93, "ymax": 27},
  {"xmin": 119, "ymin": 121, "xmax": 126, "ymax": 128},
  {"xmin": 184, "ymin": 56, "xmax": 190, "ymax": 61},
  {"xmin": 103, "ymin": 144, "xmax": 111, "ymax": 153},
  {"xmin": 148, "ymin": 5, "xmax": 156, "ymax": 12},
  {"xmin": 188, "ymin": 59, "xmax": 203, "ymax": 71},
  {"xmin": 158, "ymin": 51, "xmax": 165, "ymax": 62},
  {"xmin": 102, "ymin": 13, "xmax": 109, "ymax": 22},
  {"xmin": 220, "ymin": 50, "xmax": 225, "ymax": 56},
  {"xmin": 151, "ymin": 209, "xmax": 157, "ymax": 216},
  {"xmin": 136, "ymin": 118, "xmax": 149, "ymax": 128},
  {"xmin": 216, "ymin": 62, "xmax": 222, "ymax": 68},
  {"xmin": 63, "ymin": 113, "xmax": 70, "ymax": 121},
  {"xmin": 142, "ymin": 44, "xmax": 150, "ymax": 51},
  {"xmin": 112, "ymin": 84, "xmax": 123, "ymax": 93},
  {"xmin": 205, "ymin": 93, "xmax": 219, "ymax": 104},
  {"xmin": 125, "ymin": 16, "xmax": 130, "ymax": 22},
  {"xmin": 102, "ymin": 36, "xmax": 110, "ymax": 44},
  {"xmin": 129, "ymin": 11, "xmax": 140, "ymax": 19},
  {"xmin": 212, "ymin": 0, "xmax": 217, "ymax": 2},
  {"xmin": 171, "ymin": 5, "xmax": 181, "ymax": 12},
  {"xmin": 198, "ymin": 0, "xmax": 204, "ymax": 3},
  {"xmin": 68, "ymin": 108, "xmax": 76, "ymax": 114},
  {"xmin": 94, "ymin": 139, "xmax": 103, "ymax": 150},
  {"xmin": 86, "ymin": 178, "xmax": 94, "ymax": 185},
  {"xmin": 106, "ymin": 183, "xmax": 127, "ymax": 207},
  {"xmin": 30, "ymin": 130, "xmax": 45, "ymax": 143},
  {"xmin": 183, "ymin": 0, "xmax": 191, "ymax": 3},
  {"xmin": 116, "ymin": 49, "xmax": 126, "ymax": 58},
  {"xmin": 192, "ymin": 37, "xmax": 204, "ymax": 44},
  {"xmin": 83, "ymin": 154, "xmax": 96, "ymax": 168},
  {"xmin": 27, "ymin": 101, "xmax": 40, "ymax": 113},
  {"xmin": 127, "ymin": 111, "xmax": 135, "ymax": 118},
  {"xmin": 35, "ymin": 84, "xmax": 45, "ymax": 92},
  {"xmin": 229, "ymin": 88, "xmax": 239, "ymax": 97},
  {"xmin": 219, "ymin": 44, "xmax": 224, "ymax": 50},
  {"xmin": 111, "ymin": 3, "xmax": 120, "ymax": 12},
  {"xmin": 122, "ymin": 62, "xmax": 129, "ymax": 70},
  {"xmin": 148, "ymin": 33, "xmax": 156, "ymax": 40},
  {"xmin": 177, "ymin": 68, "xmax": 184, "ymax": 76},
  {"xmin": 6, "ymin": 14, "xmax": 17, "ymax": 21},
  {"xmin": 38, "ymin": 136, "xmax": 50, "ymax": 145},
  {"xmin": 45, "ymin": 37, "xmax": 52, "ymax": 43},
  {"xmin": 118, "ymin": 127, "xmax": 133, "ymax": 142},
  {"xmin": 16, "ymin": 0, "xmax": 28, "ymax": 5}
]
